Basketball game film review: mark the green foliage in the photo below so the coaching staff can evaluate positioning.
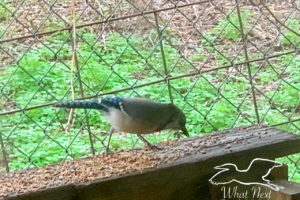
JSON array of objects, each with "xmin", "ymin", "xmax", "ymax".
[
  {"xmin": 0, "ymin": 1, "xmax": 10, "ymax": 21},
  {"xmin": 209, "ymin": 10, "xmax": 253, "ymax": 42},
  {"xmin": 0, "ymin": 32, "xmax": 191, "ymax": 170},
  {"xmin": 269, "ymin": 54, "xmax": 300, "ymax": 109},
  {"xmin": 281, "ymin": 19, "xmax": 300, "ymax": 47},
  {"xmin": 0, "ymin": 27, "xmax": 299, "ymax": 183},
  {"xmin": 199, "ymin": 10, "xmax": 254, "ymax": 67}
]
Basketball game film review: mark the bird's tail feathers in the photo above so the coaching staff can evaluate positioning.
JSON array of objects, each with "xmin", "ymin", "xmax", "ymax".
[{"xmin": 54, "ymin": 100, "xmax": 106, "ymax": 110}]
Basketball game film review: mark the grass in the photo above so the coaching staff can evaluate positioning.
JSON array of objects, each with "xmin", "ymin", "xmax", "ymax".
[
  {"xmin": 0, "ymin": 11, "xmax": 299, "ymax": 181},
  {"xmin": 0, "ymin": 1, "xmax": 10, "ymax": 21},
  {"xmin": 281, "ymin": 19, "xmax": 300, "ymax": 48}
]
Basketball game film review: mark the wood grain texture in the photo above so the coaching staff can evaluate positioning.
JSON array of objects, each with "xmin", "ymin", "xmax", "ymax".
[
  {"xmin": 3, "ymin": 126, "xmax": 300, "ymax": 200},
  {"xmin": 266, "ymin": 180, "xmax": 300, "ymax": 200}
]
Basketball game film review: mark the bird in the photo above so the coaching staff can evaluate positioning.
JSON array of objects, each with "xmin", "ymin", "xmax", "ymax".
[
  {"xmin": 209, "ymin": 158, "xmax": 283, "ymax": 191},
  {"xmin": 54, "ymin": 97, "xmax": 189, "ymax": 151}
]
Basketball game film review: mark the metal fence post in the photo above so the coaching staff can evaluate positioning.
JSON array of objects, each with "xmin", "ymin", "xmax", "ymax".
[
  {"xmin": 154, "ymin": 12, "xmax": 174, "ymax": 104},
  {"xmin": 235, "ymin": 0, "xmax": 260, "ymax": 124},
  {"xmin": 0, "ymin": 132, "xmax": 9, "ymax": 172}
]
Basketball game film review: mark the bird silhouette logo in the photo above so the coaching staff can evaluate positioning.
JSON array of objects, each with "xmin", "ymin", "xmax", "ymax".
[{"xmin": 209, "ymin": 158, "xmax": 283, "ymax": 191}]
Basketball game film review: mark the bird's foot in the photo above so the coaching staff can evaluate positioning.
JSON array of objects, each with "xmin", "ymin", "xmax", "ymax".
[
  {"xmin": 146, "ymin": 144, "xmax": 162, "ymax": 150},
  {"xmin": 174, "ymin": 131, "xmax": 181, "ymax": 139},
  {"xmin": 100, "ymin": 131, "xmax": 107, "ymax": 136},
  {"xmin": 104, "ymin": 145, "xmax": 113, "ymax": 155},
  {"xmin": 104, "ymin": 150, "xmax": 113, "ymax": 155}
]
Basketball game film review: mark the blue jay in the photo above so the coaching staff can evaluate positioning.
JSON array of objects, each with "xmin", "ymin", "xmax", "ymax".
[{"xmin": 54, "ymin": 97, "xmax": 188, "ymax": 151}]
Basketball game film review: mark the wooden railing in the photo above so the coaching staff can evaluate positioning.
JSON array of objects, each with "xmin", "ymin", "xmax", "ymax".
[{"xmin": 1, "ymin": 126, "xmax": 300, "ymax": 200}]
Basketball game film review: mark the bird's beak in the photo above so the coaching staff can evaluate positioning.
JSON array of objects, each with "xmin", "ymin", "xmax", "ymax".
[{"xmin": 181, "ymin": 126, "xmax": 189, "ymax": 136}]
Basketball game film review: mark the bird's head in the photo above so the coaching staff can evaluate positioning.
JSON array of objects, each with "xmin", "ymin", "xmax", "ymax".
[{"xmin": 165, "ymin": 104, "xmax": 189, "ymax": 137}]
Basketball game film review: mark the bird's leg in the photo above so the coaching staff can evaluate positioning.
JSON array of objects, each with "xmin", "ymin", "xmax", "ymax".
[
  {"xmin": 137, "ymin": 135, "xmax": 152, "ymax": 146},
  {"xmin": 137, "ymin": 135, "xmax": 161, "ymax": 150},
  {"xmin": 106, "ymin": 127, "xmax": 115, "ymax": 153},
  {"xmin": 174, "ymin": 131, "xmax": 181, "ymax": 139}
]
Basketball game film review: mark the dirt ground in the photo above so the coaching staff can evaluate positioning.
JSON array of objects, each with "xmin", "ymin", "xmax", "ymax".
[{"xmin": 0, "ymin": 0, "xmax": 298, "ymax": 66}]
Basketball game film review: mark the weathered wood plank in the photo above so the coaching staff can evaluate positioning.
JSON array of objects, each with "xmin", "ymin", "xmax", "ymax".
[
  {"xmin": 270, "ymin": 180, "xmax": 300, "ymax": 200},
  {"xmin": 3, "ymin": 126, "xmax": 300, "ymax": 200}
]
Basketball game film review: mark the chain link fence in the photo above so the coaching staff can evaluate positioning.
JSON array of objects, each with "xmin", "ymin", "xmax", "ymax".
[{"xmin": 0, "ymin": 0, "xmax": 299, "ymax": 180}]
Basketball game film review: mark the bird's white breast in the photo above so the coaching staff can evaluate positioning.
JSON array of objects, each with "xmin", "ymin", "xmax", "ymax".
[{"xmin": 103, "ymin": 108, "xmax": 157, "ymax": 134}]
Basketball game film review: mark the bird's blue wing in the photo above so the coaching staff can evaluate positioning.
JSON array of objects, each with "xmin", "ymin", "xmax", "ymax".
[{"xmin": 100, "ymin": 97, "xmax": 123, "ymax": 110}]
